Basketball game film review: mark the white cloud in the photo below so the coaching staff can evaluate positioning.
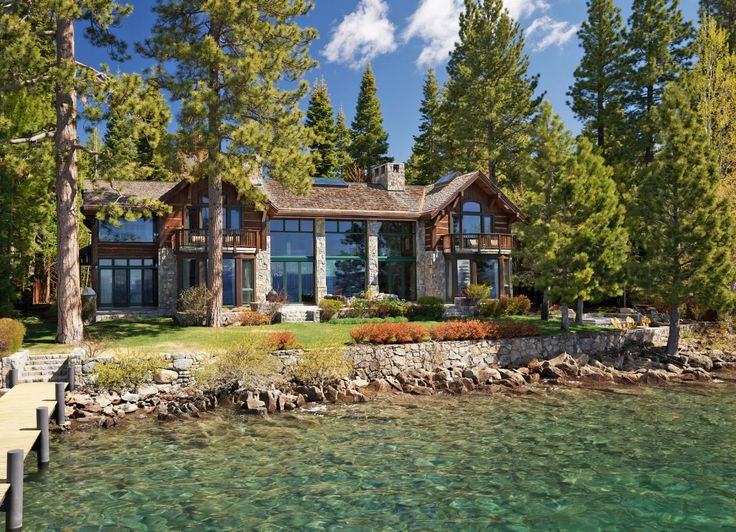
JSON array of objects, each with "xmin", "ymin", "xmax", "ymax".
[
  {"xmin": 525, "ymin": 16, "xmax": 579, "ymax": 51},
  {"xmin": 403, "ymin": 0, "xmax": 464, "ymax": 67},
  {"xmin": 504, "ymin": 0, "xmax": 550, "ymax": 20},
  {"xmin": 322, "ymin": 0, "xmax": 398, "ymax": 69}
]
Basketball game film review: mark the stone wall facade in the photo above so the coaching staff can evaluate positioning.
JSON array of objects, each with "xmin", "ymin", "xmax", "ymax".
[
  {"xmin": 315, "ymin": 219, "xmax": 327, "ymax": 302},
  {"xmin": 255, "ymin": 235, "xmax": 271, "ymax": 302},
  {"xmin": 367, "ymin": 221, "xmax": 380, "ymax": 294},
  {"xmin": 158, "ymin": 248, "xmax": 178, "ymax": 315},
  {"xmin": 348, "ymin": 327, "xmax": 676, "ymax": 380},
  {"xmin": 0, "ymin": 349, "xmax": 28, "ymax": 388}
]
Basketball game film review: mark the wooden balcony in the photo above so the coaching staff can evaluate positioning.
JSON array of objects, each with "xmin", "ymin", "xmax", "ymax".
[
  {"xmin": 175, "ymin": 228, "xmax": 260, "ymax": 253},
  {"xmin": 441, "ymin": 233, "xmax": 515, "ymax": 254}
]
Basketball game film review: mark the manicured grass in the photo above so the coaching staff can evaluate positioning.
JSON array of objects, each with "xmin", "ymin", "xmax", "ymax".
[{"xmin": 22, "ymin": 315, "xmax": 609, "ymax": 354}]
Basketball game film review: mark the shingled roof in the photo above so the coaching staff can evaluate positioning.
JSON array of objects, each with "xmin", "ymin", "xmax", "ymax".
[{"xmin": 82, "ymin": 172, "xmax": 523, "ymax": 221}]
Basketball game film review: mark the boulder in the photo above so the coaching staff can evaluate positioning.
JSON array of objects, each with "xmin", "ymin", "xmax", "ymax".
[
  {"xmin": 154, "ymin": 369, "xmax": 179, "ymax": 384},
  {"xmin": 306, "ymin": 386, "xmax": 325, "ymax": 403},
  {"xmin": 365, "ymin": 379, "xmax": 392, "ymax": 393},
  {"xmin": 245, "ymin": 392, "xmax": 266, "ymax": 410},
  {"xmin": 685, "ymin": 353, "xmax": 713, "ymax": 371},
  {"xmin": 351, "ymin": 377, "xmax": 370, "ymax": 388},
  {"xmin": 120, "ymin": 403, "xmax": 138, "ymax": 414},
  {"xmin": 121, "ymin": 392, "xmax": 140, "ymax": 403},
  {"xmin": 136, "ymin": 385, "xmax": 159, "ymax": 400},
  {"xmin": 579, "ymin": 365, "xmax": 612, "ymax": 382},
  {"xmin": 546, "ymin": 353, "xmax": 576, "ymax": 367}
]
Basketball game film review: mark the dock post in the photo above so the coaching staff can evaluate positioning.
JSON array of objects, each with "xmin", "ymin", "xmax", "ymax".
[
  {"xmin": 55, "ymin": 382, "xmax": 66, "ymax": 425},
  {"xmin": 67, "ymin": 360, "xmax": 76, "ymax": 392},
  {"xmin": 7, "ymin": 368, "xmax": 19, "ymax": 389},
  {"xmin": 36, "ymin": 407, "xmax": 49, "ymax": 470},
  {"xmin": 6, "ymin": 449, "xmax": 23, "ymax": 532}
]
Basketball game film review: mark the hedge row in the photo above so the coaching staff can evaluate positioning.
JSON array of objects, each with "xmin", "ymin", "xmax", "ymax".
[{"xmin": 350, "ymin": 320, "xmax": 541, "ymax": 345}]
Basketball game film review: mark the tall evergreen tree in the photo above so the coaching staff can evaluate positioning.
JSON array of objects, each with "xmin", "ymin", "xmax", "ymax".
[
  {"xmin": 1, "ymin": 1, "xmax": 168, "ymax": 343},
  {"xmin": 333, "ymin": 108, "xmax": 353, "ymax": 177},
  {"xmin": 406, "ymin": 68, "xmax": 443, "ymax": 185},
  {"xmin": 349, "ymin": 64, "xmax": 390, "ymax": 177},
  {"xmin": 568, "ymin": 0, "xmax": 626, "ymax": 157},
  {"xmin": 700, "ymin": 0, "xmax": 736, "ymax": 50},
  {"xmin": 623, "ymin": 0, "xmax": 692, "ymax": 164},
  {"xmin": 637, "ymin": 86, "xmax": 734, "ymax": 354},
  {"xmin": 440, "ymin": 0, "xmax": 541, "ymax": 186},
  {"xmin": 305, "ymin": 79, "xmax": 338, "ymax": 177},
  {"xmin": 143, "ymin": 0, "xmax": 317, "ymax": 326}
]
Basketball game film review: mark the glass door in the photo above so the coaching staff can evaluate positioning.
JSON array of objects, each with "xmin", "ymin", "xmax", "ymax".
[{"xmin": 272, "ymin": 261, "xmax": 314, "ymax": 304}]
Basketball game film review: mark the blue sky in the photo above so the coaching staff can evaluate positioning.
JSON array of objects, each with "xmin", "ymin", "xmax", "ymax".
[{"xmin": 78, "ymin": 0, "xmax": 699, "ymax": 163}]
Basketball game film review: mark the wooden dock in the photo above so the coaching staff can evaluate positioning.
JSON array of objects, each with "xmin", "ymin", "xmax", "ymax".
[{"xmin": 0, "ymin": 382, "xmax": 65, "ymax": 530}]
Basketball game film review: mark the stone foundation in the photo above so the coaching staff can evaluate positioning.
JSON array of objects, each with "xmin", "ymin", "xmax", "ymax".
[{"xmin": 158, "ymin": 248, "xmax": 178, "ymax": 315}]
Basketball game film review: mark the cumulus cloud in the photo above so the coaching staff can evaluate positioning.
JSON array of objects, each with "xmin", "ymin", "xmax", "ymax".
[
  {"xmin": 322, "ymin": 0, "xmax": 398, "ymax": 69},
  {"xmin": 504, "ymin": 0, "xmax": 550, "ymax": 20},
  {"xmin": 403, "ymin": 0, "xmax": 464, "ymax": 67},
  {"xmin": 525, "ymin": 16, "xmax": 579, "ymax": 51}
]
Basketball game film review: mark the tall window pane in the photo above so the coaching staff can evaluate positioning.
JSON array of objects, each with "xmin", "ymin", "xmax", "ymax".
[
  {"xmin": 99, "ymin": 269, "xmax": 113, "ymax": 305},
  {"xmin": 242, "ymin": 260, "xmax": 254, "ymax": 305},
  {"xmin": 129, "ymin": 269, "xmax": 142, "ymax": 305},
  {"xmin": 99, "ymin": 218, "xmax": 155, "ymax": 243},
  {"xmin": 476, "ymin": 259, "xmax": 500, "ymax": 299},
  {"xmin": 223, "ymin": 259, "xmax": 235, "ymax": 306}
]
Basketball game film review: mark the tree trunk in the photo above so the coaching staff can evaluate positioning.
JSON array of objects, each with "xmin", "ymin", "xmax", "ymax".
[
  {"xmin": 206, "ymin": 172, "xmax": 223, "ymax": 327},
  {"xmin": 55, "ymin": 17, "xmax": 83, "ymax": 344},
  {"xmin": 575, "ymin": 297, "xmax": 584, "ymax": 324},
  {"xmin": 540, "ymin": 287, "xmax": 549, "ymax": 321},
  {"xmin": 561, "ymin": 303, "xmax": 570, "ymax": 331},
  {"xmin": 666, "ymin": 305, "xmax": 680, "ymax": 356}
]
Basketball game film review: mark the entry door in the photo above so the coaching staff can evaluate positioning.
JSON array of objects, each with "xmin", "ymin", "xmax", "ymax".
[{"xmin": 272, "ymin": 261, "xmax": 314, "ymax": 304}]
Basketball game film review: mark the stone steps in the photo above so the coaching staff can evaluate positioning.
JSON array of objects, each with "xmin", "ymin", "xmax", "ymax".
[
  {"xmin": 21, "ymin": 354, "xmax": 70, "ymax": 383},
  {"xmin": 279, "ymin": 306, "xmax": 321, "ymax": 323}
]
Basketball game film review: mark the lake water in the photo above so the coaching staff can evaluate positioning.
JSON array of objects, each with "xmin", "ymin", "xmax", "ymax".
[{"xmin": 20, "ymin": 385, "xmax": 736, "ymax": 530}]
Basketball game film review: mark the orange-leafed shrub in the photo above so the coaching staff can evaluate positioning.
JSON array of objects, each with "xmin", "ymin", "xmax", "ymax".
[
  {"xmin": 0, "ymin": 318, "xmax": 25, "ymax": 357},
  {"xmin": 428, "ymin": 320, "xmax": 487, "ymax": 341},
  {"xmin": 350, "ymin": 321, "xmax": 428, "ymax": 345},
  {"xmin": 484, "ymin": 322, "xmax": 541, "ymax": 339},
  {"xmin": 240, "ymin": 311, "xmax": 272, "ymax": 326},
  {"xmin": 266, "ymin": 331, "xmax": 299, "ymax": 350}
]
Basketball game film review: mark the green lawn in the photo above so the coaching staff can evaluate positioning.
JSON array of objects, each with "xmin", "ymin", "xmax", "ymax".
[{"xmin": 22, "ymin": 315, "xmax": 608, "ymax": 355}]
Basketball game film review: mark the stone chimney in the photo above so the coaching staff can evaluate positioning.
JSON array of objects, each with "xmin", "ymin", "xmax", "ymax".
[{"xmin": 370, "ymin": 163, "xmax": 405, "ymax": 191}]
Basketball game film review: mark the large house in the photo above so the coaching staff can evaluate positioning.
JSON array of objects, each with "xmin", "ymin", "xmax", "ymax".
[{"xmin": 81, "ymin": 164, "xmax": 523, "ymax": 314}]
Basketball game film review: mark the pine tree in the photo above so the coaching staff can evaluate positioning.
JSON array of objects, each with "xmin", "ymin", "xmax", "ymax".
[
  {"xmin": 104, "ymin": 116, "xmax": 138, "ymax": 165},
  {"xmin": 568, "ymin": 0, "xmax": 626, "ymax": 158},
  {"xmin": 334, "ymin": 108, "xmax": 353, "ymax": 177},
  {"xmin": 143, "ymin": 0, "xmax": 317, "ymax": 326},
  {"xmin": 406, "ymin": 68, "xmax": 443, "ymax": 185},
  {"xmin": 349, "ymin": 64, "xmax": 390, "ymax": 177},
  {"xmin": 700, "ymin": 0, "xmax": 736, "ymax": 50},
  {"xmin": 440, "ymin": 0, "xmax": 541, "ymax": 186},
  {"xmin": 637, "ymin": 86, "xmax": 734, "ymax": 354},
  {"xmin": 518, "ymin": 103, "xmax": 627, "ymax": 330},
  {"xmin": 305, "ymin": 79, "xmax": 338, "ymax": 177},
  {"xmin": 623, "ymin": 0, "xmax": 693, "ymax": 164},
  {"xmin": 1, "ymin": 1, "xmax": 167, "ymax": 343}
]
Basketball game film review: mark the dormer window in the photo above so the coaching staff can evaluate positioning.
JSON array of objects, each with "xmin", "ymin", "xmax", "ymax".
[{"xmin": 452, "ymin": 201, "xmax": 493, "ymax": 235}]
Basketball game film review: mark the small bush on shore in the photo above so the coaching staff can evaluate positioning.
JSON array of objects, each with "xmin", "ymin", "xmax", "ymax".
[
  {"xmin": 319, "ymin": 299, "xmax": 345, "ymax": 321},
  {"xmin": 266, "ymin": 331, "xmax": 300, "ymax": 350},
  {"xmin": 94, "ymin": 351, "xmax": 165, "ymax": 391},
  {"xmin": 193, "ymin": 338, "xmax": 277, "ymax": 390},
  {"xmin": 240, "ymin": 310, "xmax": 271, "ymax": 326},
  {"xmin": 350, "ymin": 322, "xmax": 428, "ymax": 344},
  {"xmin": 293, "ymin": 346, "xmax": 353, "ymax": 388},
  {"xmin": 0, "ymin": 318, "xmax": 25, "ymax": 357}
]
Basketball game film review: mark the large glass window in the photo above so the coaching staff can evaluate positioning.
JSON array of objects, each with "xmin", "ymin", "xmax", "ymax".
[
  {"xmin": 98, "ymin": 258, "xmax": 156, "ymax": 307},
  {"xmin": 326, "ymin": 220, "xmax": 366, "ymax": 297},
  {"xmin": 377, "ymin": 221, "xmax": 415, "ymax": 300},
  {"xmin": 270, "ymin": 219, "xmax": 314, "ymax": 257},
  {"xmin": 270, "ymin": 219, "xmax": 315, "ymax": 303},
  {"xmin": 223, "ymin": 258, "xmax": 236, "ymax": 307},
  {"xmin": 452, "ymin": 201, "xmax": 494, "ymax": 235},
  {"xmin": 272, "ymin": 261, "xmax": 315, "ymax": 304},
  {"xmin": 242, "ymin": 260, "xmax": 254, "ymax": 305},
  {"xmin": 476, "ymin": 258, "xmax": 500, "ymax": 299},
  {"xmin": 99, "ymin": 218, "xmax": 156, "ymax": 243},
  {"xmin": 457, "ymin": 259, "xmax": 471, "ymax": 293}
]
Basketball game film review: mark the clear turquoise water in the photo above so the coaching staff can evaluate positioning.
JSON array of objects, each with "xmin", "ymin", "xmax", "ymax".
[{"xmin": 18, "ymin": 385, "xmax": 736, "ymax": 531}]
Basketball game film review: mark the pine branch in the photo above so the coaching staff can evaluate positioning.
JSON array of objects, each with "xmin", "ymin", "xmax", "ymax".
[
  {"xmin": 74, "ymin": 143, "xmax": 101, "ymax": 156},
  {"xmin": 7, "ymin": 130, "xmax": 54, "ymax": 144},
  {"xmin": 75, "ymin": 61, "xmax": 109, "ymax": 80},
  {"xmin": 0, "ymin": 75, "xmax": 51, "ymax": 92}
]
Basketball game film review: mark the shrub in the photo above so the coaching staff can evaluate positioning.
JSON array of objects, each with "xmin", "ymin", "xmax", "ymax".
[
  {"xmin": 266, "ymin": 291, "xmax": 288, "ymax": 303},
  {"xmin": 319, "ymin": 299, "xmax": 344, "ymax": 321},
  {"xmin": 464, "ymin": 284, "xmax": 490, "ymax": 300},
  {"xmin": 194, "ymin": 337, "xmax": 278, "ymax": 389},
  {"xmin": 94, "ymin": 351, "xmax": 165, "ymax": 391},
  {"xmin": 329, "ymin": 316, "xmax": 408, "ymax": 325},
  {"xmin": 505, "ymin": 295, "xmax": 532, "ymax": 316},
  {"xmin": 240, "ymin": 310, "xmax": 271, "ymax": 326},
  {"xmin": 484, "ymin": 321, "xmax": 540, "ymax": 339},
  {"xmin": 266, "ymin": 331, "xmax": 299, "ymax": 350},
  {"xmin": 0, "ymin": 318, "xmax": 25, "ymax": 357},
  {"xmin": 293, "ymin": 346, "xmax": 353, "ymax": 387},
  {"xmin": 480, "ymin": 296, "xmax": 532, "ymax": 318},
  {"xmin": 429, "ymin": 320, "xmax": 487, "ymax": 341},
  {"xmin": 409, "ymin": 296, "xmax": 445, "ymax": 321},
  {"xmin": 479, "ymin": 299, "xmax": 504, "ymax": 318},
  {"xmin": 350, "ymin": 321, "xmax": 428, "ymax": 344},
  {"xmin": 177, "ymin": 286, "xmax": 212, "ymax": 326},
  {"xmin": 372, "ymin": 299, "xmax": 408, "ymax": 318}
]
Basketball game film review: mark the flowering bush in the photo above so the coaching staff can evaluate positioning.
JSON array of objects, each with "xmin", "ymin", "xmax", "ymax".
[
  {"xmin": 350, "ymin": 321, "xmax": 428, "ymax": 344},
  {"xmin": 266, "ymin": 331, "xmax": 299, "ymax": 350},
  {"xmin": 429, "ymin": 320, "xmax": 541, "ymax": 341},
  {"xmin": 240, "ymin": 310, "xmax": 272, "ymax": 326}
]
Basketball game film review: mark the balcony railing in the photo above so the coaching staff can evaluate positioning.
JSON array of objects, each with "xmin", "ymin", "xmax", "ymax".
[
  {"xmin": 441, "ymin": 233, "xmax": 515, "ymax": 254},
  {"xmin": 176, "ymin": 228, "xmax": 260, "ymax": 252}
]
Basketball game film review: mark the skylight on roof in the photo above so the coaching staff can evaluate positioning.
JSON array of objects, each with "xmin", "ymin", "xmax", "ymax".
[
  {"xmin": 435, "ymin": 171, "xmax": 460, "ymax": 186},
  {"xmin": 313, "ymin": 177, "xmax": 348, "ymax": 187}
]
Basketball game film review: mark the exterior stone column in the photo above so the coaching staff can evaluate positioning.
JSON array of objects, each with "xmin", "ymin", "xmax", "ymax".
[
  {"xmin": 255, "ymin": 233, "xmax": 271, "ymax": 302},
  {"xmin": 415, "ymin": 221, "xmax": 427, "ymax": 298},
  {"xmin": 367, "ymin": 221, "xmax": 380, "ymax": 295},
  {"xmin": 157, "ymin": 248, "xmax": 178, "ymax": 316},
  {"xmin": 315, "ymin": 219, "xmax": 327, "ymax": 302}
]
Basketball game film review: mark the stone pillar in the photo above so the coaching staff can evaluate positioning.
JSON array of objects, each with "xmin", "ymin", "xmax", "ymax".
[
  {"xmin": 255, "ymin": 234, "xmax": 271, "ymax": 302},
  {"xmin": 315, "ymin": 219, "xmax": 327, "ymax": 302},
  {"xmin": 415, "ymin": 222, "xmax": 426, "ymax": 299},
  {"xmin": 367, "ymin": 221, "xmax": 380, "ymax": 295},
  {"xmin": 157, "ymin": 248, "xmax": 178, "ymax": 316}
]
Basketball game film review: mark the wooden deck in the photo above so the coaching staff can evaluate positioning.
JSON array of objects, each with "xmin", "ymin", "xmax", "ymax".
[{"xmin": 0, "ymin": 382, "xmax": 62, "ymax": 501}]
